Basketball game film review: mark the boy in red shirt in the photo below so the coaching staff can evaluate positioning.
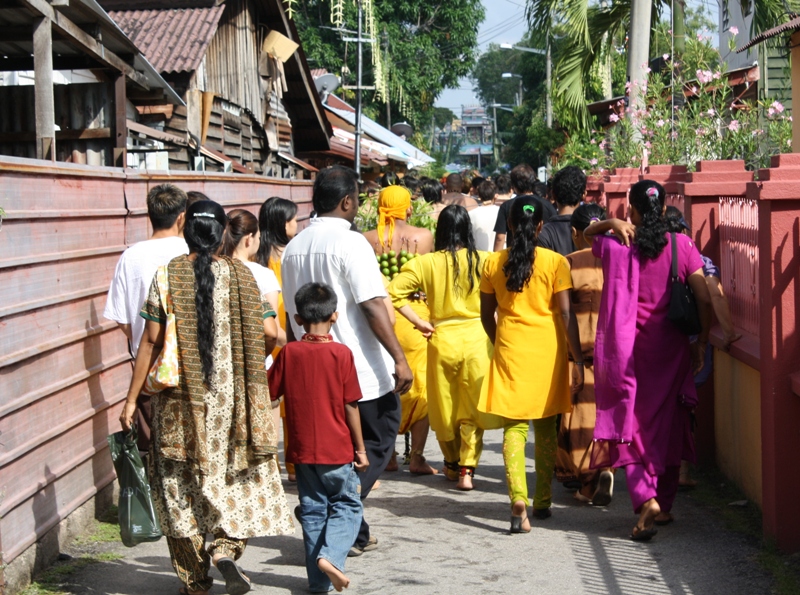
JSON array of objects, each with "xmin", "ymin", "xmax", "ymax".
[{"xmin": 268, "ymin": 282, "xmax": 368, "ymax": 593}]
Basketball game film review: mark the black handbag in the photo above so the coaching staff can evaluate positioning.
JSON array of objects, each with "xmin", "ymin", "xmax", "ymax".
[{"xmin": 667, "ymin": 233, "xmax": 702, "ymax": 335}]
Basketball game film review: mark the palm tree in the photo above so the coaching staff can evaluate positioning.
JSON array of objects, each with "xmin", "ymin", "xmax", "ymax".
[{"xmin": 526, "ymin": 0, "xmax": 800, "ymax": 131}]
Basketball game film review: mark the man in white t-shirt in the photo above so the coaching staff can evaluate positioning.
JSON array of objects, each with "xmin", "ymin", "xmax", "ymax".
[
  {"xmin": 104, "ymin": 184, "xmax": 189, "ymax": 450},
  {"xmin": 281, "ymin": 165, "xmax": 412, "ymax": 555},
  {"xmin": 469, "ymin": 179, "xmax": 501, "ymax": 251}
]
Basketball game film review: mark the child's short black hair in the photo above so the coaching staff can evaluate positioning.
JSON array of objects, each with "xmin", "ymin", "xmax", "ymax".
[
  {"xmin": 295, "ymin": 282, "xmax": 338, "ymax": 323},
  {"xmin": 552, "ymin": 165, "xmax": 587, "ymax": 207}
]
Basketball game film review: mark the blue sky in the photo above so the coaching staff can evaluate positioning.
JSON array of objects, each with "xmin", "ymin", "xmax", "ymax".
[{"xmin": 434, "ymin": 0, "xmax": 531, "ymax": 113}]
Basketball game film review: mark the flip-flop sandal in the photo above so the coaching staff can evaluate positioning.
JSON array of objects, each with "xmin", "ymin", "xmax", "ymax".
[
  {"xmin": 630, "ymin": 526, "xmax": 658, "ymax": 541},
  {"xmin": 216, "ymin": 557, "xmax": 252, "ymax": 595}
]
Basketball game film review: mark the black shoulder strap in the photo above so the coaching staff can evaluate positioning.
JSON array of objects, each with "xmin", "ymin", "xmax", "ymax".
[{"xmin": 670, "ymin": 232, "xmax": 678, "ymax": 281}]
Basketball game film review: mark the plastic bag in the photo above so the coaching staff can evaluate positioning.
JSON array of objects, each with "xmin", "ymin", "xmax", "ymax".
[{"xmin": 107, "ymin": 426, "xmax": 163, "ymax": 547}]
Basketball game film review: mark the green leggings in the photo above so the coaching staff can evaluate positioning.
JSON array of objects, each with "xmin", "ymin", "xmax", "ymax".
[{"xmin": 503, "ymin": 416, "xmax": 558, "ymax": 510}]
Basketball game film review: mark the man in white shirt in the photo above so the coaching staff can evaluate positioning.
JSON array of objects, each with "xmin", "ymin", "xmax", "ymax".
[
  {"xmin": 469, "ymin": 179, "xmax": 501, "ymax": 251},
  {"xmin": 104, "ymin": 184, "xmax": 189, "ymax": 450},
  {"xmin": 282, "ymin": 165, "xmax": 413, "ymax": 555}
]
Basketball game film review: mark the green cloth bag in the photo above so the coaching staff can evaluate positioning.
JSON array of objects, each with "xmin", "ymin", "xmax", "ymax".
[{"xmin": 107, "ymin": 426, "xmax": 163, "ymax": 547}]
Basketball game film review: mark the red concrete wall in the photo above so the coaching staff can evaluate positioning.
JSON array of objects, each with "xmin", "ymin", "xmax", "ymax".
[
  {"xmin": 0, "ymin": 156, "xmax": 313, "ymax": 566},
  {"xmin": 749, "ymin": 153, "xmax": 800, "ymax": 552}
]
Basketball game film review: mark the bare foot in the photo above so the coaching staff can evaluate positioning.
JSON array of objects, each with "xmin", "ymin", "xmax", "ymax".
[
  {"xmin": 372, "ymin": 480, "xmax": 381, "ymax": 491},
  {"xmin": 317, "ymin": 558, "xmax": 350, "ymax": 592},
  {"xmin": 409, "ymin": 452, "xmax": 438, "ymax": 475},
  {"xmin": 635, "ymin": 497, "xmax": 661, "ymax": 534},
  {"xmin": 511, "ymin": 500, "xmax": 531, "ymax": 533},
  {"xmin": 456, "ymin": 472, "xmax": 474, "ymax": 491},
  {"xmin": 385, "ymin": 451, "xmax": 399, "ymax": 472}
]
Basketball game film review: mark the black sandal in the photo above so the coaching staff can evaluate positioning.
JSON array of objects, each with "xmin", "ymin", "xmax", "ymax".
[{"xmin": 215, "ymin": 557, "xmax": 251, "ymax": 595}]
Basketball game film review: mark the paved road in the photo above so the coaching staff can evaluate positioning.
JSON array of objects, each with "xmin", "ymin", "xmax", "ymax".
[{"xmin": 68, "ymin": 429, "xmax": 772, "ymax": 594}]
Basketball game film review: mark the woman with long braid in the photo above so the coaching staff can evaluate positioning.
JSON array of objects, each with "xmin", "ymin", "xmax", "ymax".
[
  {"xmin": 583, "ymin": 181, "xmax": 712, "ymax": 541},
  {"xmin": 120, "ymin": 200, "xmax": 293, "ymax": 595},
  {"xmin": 389, "ymin": 205, "xmax": 501, "ymax": 490},
  {"xmin": 479, "ymin": 196, "xmax": 584, "ymax": 533}
]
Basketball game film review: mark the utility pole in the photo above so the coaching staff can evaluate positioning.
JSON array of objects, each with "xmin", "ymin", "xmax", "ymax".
[
  {"xmin": 628, "ymin": 0, "xmax": 653, "ymax": 118},
  {"xmin": 382, "ymin": 27, "xmax": 391, "ymax": 128},
  {"xmin": 354, "ymin": 0, "xmax": 364, "ymax": 179},
  {"xmin": 673, "ymin": 0, "xmax": 686, "ymax": 57},
  {"xmin": 545, "ymin": 37, "xmax": 552, "ymax": 128},
  {"xmin": 492, "ymin": 101, "xmax": 499, "ymax": 164}
]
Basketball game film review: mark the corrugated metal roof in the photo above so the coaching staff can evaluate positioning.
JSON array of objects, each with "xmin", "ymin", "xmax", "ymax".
[
  {"xmin": 737, "ymin": 15, "xmax": 800, "ymax": 52},
  {"xmin": 108, "ymin": 6, "xmax": 225, "ymax": 73}
]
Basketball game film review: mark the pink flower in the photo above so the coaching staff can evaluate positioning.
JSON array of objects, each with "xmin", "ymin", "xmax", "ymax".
[
  {"xmin": 609, "ymin": 113, "xmax": 620, "ymax": 123},
  {"xmin": 696, "ymin": 70, "xmax": 713, "ymax": 84},
  {"xmin": 706, "ymin": 109, "xmax": 715, "ymax": 116},
  {"xmin": 727, "ymin": 120, "xmax": 740, "ymax": 132},
  {"xmin": 663, "ymin": 54, "xmax": 670, "ymax": 61},
  {"xmin": 713, "ymin": 71, "xmax": 722, "ymax": 80},
  {"xmin": 671, "ymin": 131, "xmax": 678, "ymax": 139},
  {"xmin": 644, "ymin": 141, "xmax": 652, "ymax": 148},
  {"xmin": 771, "ymin": 101, "xmax": 785, "ymax": 113},
  {"xmin": 656, "ymin": 119, "xmax": 665, "ymax": 128},
  {"xmin": 730, "ymin": 26, "xmax": 739, "ymax": 35},
  {"xmin": 691, "ymin": 86, "xmax": 698, "ymax": 94},
  {"xmin": 590, "ymin": 139, "xmax": 596, "ymax": 144},
  {"xmin": 590, "ymin": 158, "xmax": 598, "ymax": 166},
  {"xmin": 599, "ymin": 140, "xmax": 607, "ymax": 149},
  {"xmin": 768, "ymin": 107, "xmax": 776, "ymax": 117}
]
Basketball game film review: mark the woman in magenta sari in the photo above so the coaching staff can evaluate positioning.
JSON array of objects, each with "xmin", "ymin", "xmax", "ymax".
[{"xmin": 583, "ymin": 180, "xmax": 712, "ymax": 541}]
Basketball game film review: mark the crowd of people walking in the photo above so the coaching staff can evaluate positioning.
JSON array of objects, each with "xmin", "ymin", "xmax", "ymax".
[{"xmin": 108, "ymin": 160, "xmax": 719, "ymax": 594}]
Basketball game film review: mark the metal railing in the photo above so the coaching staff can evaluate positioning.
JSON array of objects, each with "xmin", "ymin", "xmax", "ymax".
[{"xmin": 718, "ymin": 196, "xmax": 760, "ymax": 337}]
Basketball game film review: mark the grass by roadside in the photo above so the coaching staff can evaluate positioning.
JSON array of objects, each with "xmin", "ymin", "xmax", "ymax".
[
  {"xmin": 690, "ymin": 465, "xmax": 800, "ymax": 595},
  {"xmin": 20, "ymin": 506, "xmax": 124, "ymax": 595}
]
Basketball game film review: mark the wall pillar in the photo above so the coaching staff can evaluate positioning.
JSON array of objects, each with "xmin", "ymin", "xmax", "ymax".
[
  {"xmin": 749, "ymin": 153, "xmax": 800, "ymax": 552},
  {"xmin": 602, "ymin": 167, "xmax": 639, "ymax": 220}
]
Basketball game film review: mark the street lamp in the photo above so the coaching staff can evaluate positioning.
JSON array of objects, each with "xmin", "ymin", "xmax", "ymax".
[
  {"xmin": 501, "ymin": 73, "xmax": 523, "ymax": 107},
  {"xmin": 500, "ymin": 43, "xmax": 552, "ymax": 128}
]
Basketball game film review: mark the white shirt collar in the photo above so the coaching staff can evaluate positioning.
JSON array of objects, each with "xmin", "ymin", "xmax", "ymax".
[{"xmin": 310, "ymin": 216, "xmax": 352, "ymax": 230}]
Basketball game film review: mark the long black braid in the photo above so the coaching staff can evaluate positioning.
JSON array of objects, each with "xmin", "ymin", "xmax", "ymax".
[
  {"xmin": 184, "ymin": 200, "xmax": 227, "ymax": 386},
  {"xmin": 503, "ymin": 196, "xmax": 545, "ymax": 292}
]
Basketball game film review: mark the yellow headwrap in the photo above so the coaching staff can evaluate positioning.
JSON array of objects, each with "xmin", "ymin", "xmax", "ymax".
[{"xmin": 377, "ymin": 185, "xmax": 412, "ymax": 248}]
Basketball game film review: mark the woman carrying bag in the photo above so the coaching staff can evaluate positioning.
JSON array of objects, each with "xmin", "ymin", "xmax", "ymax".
[
  {"xmin": 583, "ymin": 181, "xmax": 712, "ymax": 541},
  {"xmin": 120, "ymin": 200, "xmax": 293, "ymax": 595}
]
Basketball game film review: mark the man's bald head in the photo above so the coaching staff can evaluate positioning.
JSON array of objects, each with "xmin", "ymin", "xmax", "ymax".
[{"xmin": 445, "ymin": 173, "xmax": 463, "ymax": 193}]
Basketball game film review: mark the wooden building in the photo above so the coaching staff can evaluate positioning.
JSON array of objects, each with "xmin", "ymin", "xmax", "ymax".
[
  {"xmin": 103, "ymin": 0, "xmax": 331, "ymax": 177},
  {"xmin": 0, "ymin": 0, "xmax": 181, "ymax": 166}
]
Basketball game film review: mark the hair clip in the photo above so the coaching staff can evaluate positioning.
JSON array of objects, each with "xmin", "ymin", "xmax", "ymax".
[
  {"xmin": 193, "ymin": 212, "xmax": 216, "ymax": 218},
  {"xmin": 645, "ymin": 186, "xmax": 659, "ymax": 199},
  {"xmin": 589, "ymin": 217, "xmax": 601, "ymax": 223},
  {"xmin": 522, "ymin": 204, "xmax": 536, "ymax": 214}
]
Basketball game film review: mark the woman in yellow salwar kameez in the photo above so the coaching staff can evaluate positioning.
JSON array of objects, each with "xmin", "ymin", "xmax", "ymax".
[
  {"xmin": 364, "ymin": 185, "xmax": 436, "ymax": 475},
  {"xmin": 389, "ymin": 205, "xmax": 502, "ymax": 490},
  {"xmin": 479, "ymin": 196, "xmax": 584, "ymax": 533}
]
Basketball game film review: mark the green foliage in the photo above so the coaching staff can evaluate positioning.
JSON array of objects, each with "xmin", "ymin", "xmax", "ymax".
[
  {"xmin": 356, "ymin": 194, "xmax": 436, "ymax": 234},
  {"xmin": 505, "ymin": 100, "xmax": 564, "ymax": 169},
  {"xmin": 292, "ymin": 0, "xmax": 484, "ymax": 127},
  {"xmin": 564, "ymin": 40, "xmax": 793, "ymax": 174},
  {"xmin": 20, "ymin": 554, "xmax": 124, "ymax": 595}
]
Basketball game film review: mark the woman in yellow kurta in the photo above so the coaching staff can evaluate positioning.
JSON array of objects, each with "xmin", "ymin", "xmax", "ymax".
[
  {"xmin": 364, "ymin": 185, "xmax": 436, "ymax": 475},
  {"xmin": 389, "ymin": 205, "xmax": 502, "ymax": 490},
  {"xmin": 479, "ymin": 196, "xmax": 584, "ymax": 533},
  {"xmin": 257, "ymin": 196, "xmax": 299, "ymax": 479}
]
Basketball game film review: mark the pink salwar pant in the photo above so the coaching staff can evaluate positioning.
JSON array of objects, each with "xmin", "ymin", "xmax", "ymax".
[{"xmin": 625, "ymin": 463, "xmax": 681, "ymax": 513}]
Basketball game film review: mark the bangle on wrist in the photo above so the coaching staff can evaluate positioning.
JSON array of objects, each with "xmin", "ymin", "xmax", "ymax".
[
  {"xmin": 355, "ymin": 450, "xmax": 366, "ymax": 454},
  {"xmin": 574, "ymin": 361, "xmax": 585, "ymax": 366}
]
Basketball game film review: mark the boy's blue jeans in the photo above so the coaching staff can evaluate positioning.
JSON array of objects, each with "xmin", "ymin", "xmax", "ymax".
[{"xmin": 295, "ymin": 462, "xmax": 363, "ymax": 593}]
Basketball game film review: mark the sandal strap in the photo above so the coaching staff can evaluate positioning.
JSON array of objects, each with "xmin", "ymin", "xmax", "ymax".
[{"xmin": 443, "ymin": 460, "xmax": 459, "ymax": 471}]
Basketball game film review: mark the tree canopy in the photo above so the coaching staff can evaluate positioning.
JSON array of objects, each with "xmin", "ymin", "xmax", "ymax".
[{"xmin": 291, "ymin": 0, "xmax": 485, "ymax": 129}]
